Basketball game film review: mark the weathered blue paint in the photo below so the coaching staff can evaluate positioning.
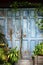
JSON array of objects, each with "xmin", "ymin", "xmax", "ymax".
[{"xmin": 0, "ymin": 8, "xmax": 43, "ymax": 56}]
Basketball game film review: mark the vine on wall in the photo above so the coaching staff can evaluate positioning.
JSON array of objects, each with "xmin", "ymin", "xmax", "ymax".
[{"xmin": 10, "ymin": 2, "xmax": 43, "ymax": 10}]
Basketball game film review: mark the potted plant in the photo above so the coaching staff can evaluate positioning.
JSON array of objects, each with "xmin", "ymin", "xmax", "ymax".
[
  {"xmin": 0, "ymin": 33, "xmax": 10, "ymax": 65},
  {"xmin": 33, "ymin": 42, "xmax": 43, "ymax": 56},
  {"xmin": 8, "ymin": 47, "xmax": 20, "ymax": 65},
  {"xmin": 32, "ymin": 42, "xmax": 43, "ymax": 65}
]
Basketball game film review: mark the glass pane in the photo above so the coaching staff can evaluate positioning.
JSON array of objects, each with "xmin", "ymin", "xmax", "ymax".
[
  {"xmin": 22, "ymin": 19, "xmax": 28, "ymax": 39},
  {"xmin": 22, "ymin": 40, "xmax": 29, "ymax": 59},
  {"xmin": 0, "ymin": 19, "xmax": 5, "ymax": 34},
  {"xmin": 29, "ymin": 10, "xmax": 35, "ymax": 18},
  {"xmin": 16, "ymin": 11, "xmax": 20, "ymax": 17},
  {"xmin": 22, "ymin": 40, "xmax": 28, "ymax": 51},
  {"xmin": 7, "ymin": 18, "xmax": 12, "ymax": 39},
  {"xmin": 8, "ymin": 40, "xmax": 12, "ymax": 48},
  {"xmin": 30, "ymin": 19, "xmax": 36, "ymax": 37},
  {"xmin": 23, "ymin": 10, "xmax": 28, "ymax": 16},
  {"xmin": 28, "ymin": 20, "xmax": 31, "ymax": 38},
  {"xmin": 7, "ymin": 10, "xmax": 12, "ymax": 17},
  {"xmin": 15, "ymin": 20, "xmax": 21, "ymax": 39},
  {"xmin": 12, "ymin": 12, "xmax": 15, "ymax": 17},
  {"xmin": 30, "ymin": 40, "xmax": 36, "ymax": 53},
  {"xmin": 15, "ymin": 41, "xmax": 20, "ymax": 50},
  {"xmin": 15, "ymin": 20, "xmax": 21, "ymax": 31},
  {"xmin": 23, "ymin": 10, "xmax": 29, "ymax": 19}
]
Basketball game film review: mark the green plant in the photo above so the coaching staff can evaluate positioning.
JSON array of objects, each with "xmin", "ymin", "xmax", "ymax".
[
  {"xmin": 0, "ymin": 32, "xmax": 9, "ymax": 64},
  {"xmin": 10, "ymin": 1, "xmax": 43, "ymax": 8},
  {"xmin": 8, "ymin": 47, "xmax": 20, "ymax": 64},
  {"xmin": 36, "ymin": 19, "xmax": 43, "ymax": 30},
  {"xmin": 33, "ymin": 42, "xmax": 43, "ymax": 55},
  {"xmin": 0, "ymin": 33, "xmax": 8, "ymax": 47},
  {"xmin": 0, "ymin": 48, "xmax": 8, "ymax": 64},
  {"xmin": 3, "ymin": 62, "xmax": 12, "ymax": 65}
]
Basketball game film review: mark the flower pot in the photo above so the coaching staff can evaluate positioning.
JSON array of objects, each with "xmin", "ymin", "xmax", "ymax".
[
  {"xmin": 33, "ymin": 56, "xmax": 43, "ymax": 65},
  {"xmin": 12, "ymin": 62, "xmax": 16, "ymax": 65}
]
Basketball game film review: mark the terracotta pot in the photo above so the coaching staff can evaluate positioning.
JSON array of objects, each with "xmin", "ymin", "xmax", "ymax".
[{"xmin": 33, "ymin": 56, "xmax": 43, "ymax": 65}]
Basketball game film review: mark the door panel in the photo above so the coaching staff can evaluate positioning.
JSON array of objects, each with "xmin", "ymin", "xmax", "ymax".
[
  {"xmin": 3, "ymin": 9, "xmax": 43, "ymax": 58},
  {"xmin": 30, "ymin": 40, "xmax": 36, "ymax": 54},
  {"xmin": 30, "ymin": 19, "xmax": 36, "ymax": 38},
  {"xmin": 22, "ymin": 10, "xmax": 43, "ymax": 58},
  {"xmin": 22, "ymin": 19, "xmax": 28, "ymax": 39},
  {"xmin": 11, "ymin": 10, "xmax": 43, "ymax": 57}
]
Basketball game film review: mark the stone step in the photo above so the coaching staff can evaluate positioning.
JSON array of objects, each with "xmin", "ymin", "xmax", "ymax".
[{"xmin": 17, "ymin": 59, "xmax": 33, "ymax": 65}]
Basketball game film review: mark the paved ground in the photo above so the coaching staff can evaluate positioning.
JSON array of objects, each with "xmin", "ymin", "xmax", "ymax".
[{"xmin": 16, "ymin": 59, "xmax": 33, "ymax": 65}]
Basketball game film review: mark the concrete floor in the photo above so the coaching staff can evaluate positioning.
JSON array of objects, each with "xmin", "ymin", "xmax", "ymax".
[{"xmin": 16, "ymin": 59, "xmax": 33, "ymax": 65}]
